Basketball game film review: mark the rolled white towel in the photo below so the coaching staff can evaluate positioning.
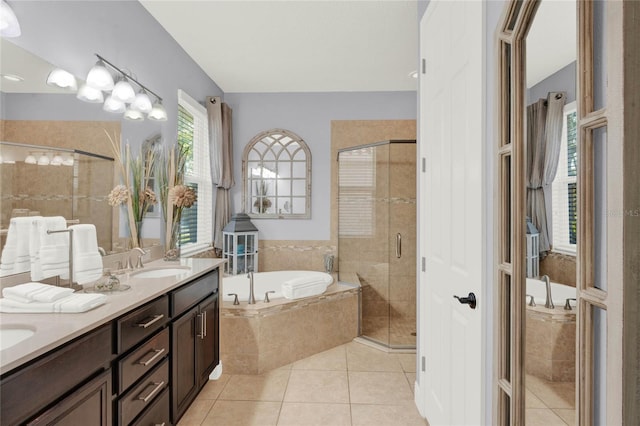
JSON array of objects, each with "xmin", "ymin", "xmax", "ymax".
[
  {"xmin": 2, "ymin": 283, "xmax": 74, "ymax": 304},
  {"xmin": 0, "ymin": 293, "xmax": 106, "ymax": 313}
]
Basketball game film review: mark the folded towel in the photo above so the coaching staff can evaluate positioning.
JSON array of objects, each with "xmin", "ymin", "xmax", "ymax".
[
  {"xmin": 0, "ymin": 217, "xmax": 33, "ymax": 276},
  {"xmin": 31, "ymin": 216, "xmax": 69, "ymax": 281},
  {"xmin": 0, "ymin": 293, "xmax": 106, "ymax": 313},
  {"xmin": 69, "ymin": 224, "xmax": 103, "ymax": 285},
  {"xmin": 282, "ymin": 278, "xmax": 328, "ymax": 290},
  {"xmin": 2, "ymin": 283, "xmax": 74, "ymax": 304},
  {"xmin": 281, "ymin": 282, "xmax": 328, "ymax": 300}
]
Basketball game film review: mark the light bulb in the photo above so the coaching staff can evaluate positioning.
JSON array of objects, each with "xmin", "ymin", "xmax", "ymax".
[
  {"xmin": 112, "ymin": 77, "xmax": 135, "ymax": 103},
  {"xmin": 103, "ymin": 95, "xmax": 126, "ymax": 113},
  {"xmin": 124, "ymin": 107, "xmax": 144, "ymax": 121},
  {"xmin": 131, "ymin": 90, "xmax": 152, "ymax": 113},
  {"xmin": 46, "ymin": 69, "xmax": 78, "ymax": 90},
  {"xmin": 62, "ymin": 155, "xmax": 74, "ymax": 166},
  {"xmin": 77, "ymin": 84, "xmax": 104, "ymax": 103},
  {"xmin": 86, "ymin": 60, "xmax": 114, "ymax": 91},
  {"xmin": 24, "ymin": 153, "xmax": 36, "ymax": 164},
  {"xmin": 37, "ymin": 153, "xmax": 50, "ymax": 166},
  {"xmin": 51, "ymin": 153, "xmax": 64, "ymax": 166},
  {"xmin": 148, "ymin": 101, "xmax": 168, "ymax": 121},
  {"xmin": 0, "ymin": 0, "xmax": 21, "ymax": 37}
]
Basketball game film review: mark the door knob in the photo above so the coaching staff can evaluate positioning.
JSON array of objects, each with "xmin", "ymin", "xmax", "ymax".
[{"xmin": 453, "ymin": 292, "xmax": 477, "ymax": 309}]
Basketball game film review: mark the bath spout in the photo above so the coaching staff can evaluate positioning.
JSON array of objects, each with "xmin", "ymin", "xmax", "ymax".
[
  {"xmin": 541, "ymin": 275, "xmax": 554, "ymax": 309},
  {"xmin": 247, "ymin": 272, "xmax": 256, "ymax": 304}
]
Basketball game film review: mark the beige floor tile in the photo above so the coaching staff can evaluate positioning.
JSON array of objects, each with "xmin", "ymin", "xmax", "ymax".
[
  {"xmin": 196, "ymin": 374, "xmax": 231, "ymax": 400},
  {"xmin": 177, "ymin": 399, "xmax": 215, "ymax": 426},
  {"xmin": 553, "ymin": 408, "xmax": 576, "ymax": 425},
  {"xmin": 405, "ymin": 372, "xmax": 416, "ymax": 393},
  {"xmin": 284, "ymin": 370, "xmax": 350, "ymax": 403},
  {"xmin": 349, "ymin": 371, "xmax": 414, "ymax": 405},
  {"xmin": 219, "ymin": 370, "xmax": 291, "ymax": 402},
  {"xmin": 526, "ymin": 389, "xmax": 547, "ymax": 409},
  {"xmin": 351, "ymin": 403, "xmax": 427, "ymax": 426},
  {"xmin": 201, "ymin": 400, "xmax": 281, "ymax": 426},
  {"xmin": 525, "ymin": 408, "xmax": 568, "ymax": 426},
  {"xmin": 277, "ymin": 402, "xmax": 351, "ymax": 426},
  {"xmin": 528, "ymin": 380, "xmax": 575, "ymax": 409},
  {"xmin": 346, "ymin": 342, "xmax": 403, "ymax": 372},
  {"xmin": 397, "ymin": 353, "xmax": 417, "ymax": 372},
  {"xmin": 292, "ymin": 345, "xmax": 347, "ymax": 371}
]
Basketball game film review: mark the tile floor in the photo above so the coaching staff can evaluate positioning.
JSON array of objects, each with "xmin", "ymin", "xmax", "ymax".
[
  {"xmin": 178, "ymin": 341, "xmax": 427, "ymax": 426},
  {"xmin": 525, "ymin": 374, "xmax": 576, "ymax": 425}
]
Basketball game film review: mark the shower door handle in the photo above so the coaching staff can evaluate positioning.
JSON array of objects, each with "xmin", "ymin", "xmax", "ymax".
[{"xmin": 396, "ymin": 233, "xmax": 402, "ymax": 258}]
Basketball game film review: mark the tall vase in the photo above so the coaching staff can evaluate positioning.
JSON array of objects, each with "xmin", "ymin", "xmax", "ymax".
[
  {"xmin": 164, "ymin": 221, "xmax": 180, "ymax": 261},
  {"xmin": 135, "ymin": 220, "xmax": 143, "ymax": 248}
]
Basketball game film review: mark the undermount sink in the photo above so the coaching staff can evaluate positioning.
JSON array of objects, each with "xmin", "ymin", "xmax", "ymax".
[
  {"xmin": 0, "ymin": 326, "xmax": 36, "ymax": 351},
  {"xmin": 130, "ymin": 266, "xmax": 191, "ymax": 279}
]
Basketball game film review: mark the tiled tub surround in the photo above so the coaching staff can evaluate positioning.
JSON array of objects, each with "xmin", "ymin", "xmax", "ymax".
[
  {"xmin": 220, "ymin": 281, "xmax": 360, "ymax": 374},
  {"xmin": 525, "ymin": 305, "xmax": 576, "ymax": 382},
  {"xmin": 258, "ymin": 240, "xmax": 336, "ymax": 273}
]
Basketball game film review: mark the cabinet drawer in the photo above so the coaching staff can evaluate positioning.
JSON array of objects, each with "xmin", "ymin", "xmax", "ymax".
[
  {"xmin": 118, "ymin": 328, "xmax": 169, "ymax": 394},
  {"xmin": 119, "ymin": 359, "xmax": 169, "ymax": 426},
  {"xmin": 171, "ymin": 270, "xmax": 218, "ymax": 317},
  {"xmin": 117, "ymin": 296, "xmax": 169, "ymax": 353},
  {"xmin": 131, "ymin": 387, "xmax": 170, "ymax": 426}
]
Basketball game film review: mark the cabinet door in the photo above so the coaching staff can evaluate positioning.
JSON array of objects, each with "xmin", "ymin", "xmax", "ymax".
[
  {"xmin": 27, "ymin": 370, "xmax": 111, "ymax": 426},
  {"xmin": 197, "ymin": 293, "xmax": 219, "ymax": 385},
  {"xmin": 171, "ymin": 306, "xmax": 198, "ymax": 421}
]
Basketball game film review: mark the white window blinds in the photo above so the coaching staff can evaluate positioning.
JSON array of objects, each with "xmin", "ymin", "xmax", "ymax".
[
  {"xmin": 338, "ymin": 148, "xmax": 375, "ymax": 237},
  {"xmin": 551, "ymin": 101, "xmax": 577, "ymax": 254},
  {"xmin": 177, "ymin": 90, "xmax": 212, "ymax": 255}
]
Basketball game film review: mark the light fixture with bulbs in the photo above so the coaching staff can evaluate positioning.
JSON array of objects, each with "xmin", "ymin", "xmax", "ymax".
[
  {"xmin": 75, "ymin": 54, "xmax": 167, "ymax": 122},
  {"xmin": 46, "ymin": 68, "xmax": 78, "ymax": 91},
  {"xmin": 0, "ymin": 0, "xmax": 21, "ymax": 38}
]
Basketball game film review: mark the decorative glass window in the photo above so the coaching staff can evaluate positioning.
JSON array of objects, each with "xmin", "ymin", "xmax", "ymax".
[{"xmin": 242, "ymin": 129, "xmax": 311, "ymax": 219}]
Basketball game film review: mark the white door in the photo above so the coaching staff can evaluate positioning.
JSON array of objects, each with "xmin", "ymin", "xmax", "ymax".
[{"xmin": 418, "ymin": 1, "xmax": 485, "ymax": 425}]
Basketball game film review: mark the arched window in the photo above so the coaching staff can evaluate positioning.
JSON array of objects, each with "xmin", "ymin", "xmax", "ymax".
[{"xmin": 242, "ymin": 129, "xmax": 311, "ymax": 218}]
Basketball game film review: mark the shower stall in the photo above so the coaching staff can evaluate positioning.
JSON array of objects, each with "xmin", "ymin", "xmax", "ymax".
[{"xmin": 337, "ymin": 140, "xmax": 416, "ymax": 349}]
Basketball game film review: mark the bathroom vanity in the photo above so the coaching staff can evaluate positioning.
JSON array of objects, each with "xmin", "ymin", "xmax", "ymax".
[{"xmin": 0, "ymin": 257, "xmax": 224, "ymax": 426}]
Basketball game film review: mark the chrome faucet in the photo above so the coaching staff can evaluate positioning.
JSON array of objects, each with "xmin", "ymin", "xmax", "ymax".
[
  {"xmin": 127, "ymin": 247, "xmax": 145, "ymax": 270},
  {"xmin": 247, "ymin": 271, "xmax": 256, "ymax": 304},
  {"xmin": 541, "ymin": 274, "xmax": 554, "ymax": 309}
]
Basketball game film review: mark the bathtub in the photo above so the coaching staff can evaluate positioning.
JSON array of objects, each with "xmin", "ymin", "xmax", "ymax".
[
  {"xmin": 526, "ymin": 277, "xmax": 576, "ymax": 307},
  {"xmin": 219, "ymin": 271, "xmax": 359, "ymax": 374},
  {"xmin": 222, "ymin": 270, "xmax": 333, "ymax": 302},
  {"xmin": 525, "ymin": 277, "xmax": 576, "ymax": 382}
]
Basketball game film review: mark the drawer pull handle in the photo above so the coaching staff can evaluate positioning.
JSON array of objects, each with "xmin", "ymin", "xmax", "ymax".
[
  {"xmin": 137, "ymin": 380, "xmax": 165, "ymax": 403},
  {"xmin": 154, "ymin": 423, "xmax": 166, "ymax": 426},
  {"xmin": 197, "ymin": 313, "xmax": 205, "ymax": 339},
  {"xmin": 135, "ymin": 314, "xmax": 164, "ymax": 329},
  {"xmin": 137, "ymin": 348, "xmax": 166, "ymax": 366},
  {"xmin": 202, "ymin": 311, "xmax": 207, "ymax": 339}
]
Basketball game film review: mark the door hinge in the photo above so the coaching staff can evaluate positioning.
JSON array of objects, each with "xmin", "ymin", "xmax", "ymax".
[
  {"xmin": 421, "ymin": 157, "xmax": 426, "ymax": 173},
  {"xmin": 421, "ymin": 58, "xmax": 426, "ymax": 74},
  {"xmin": 421, "ymin": 356, "xmax": 426, "ymax": 371},
  {"xmin": 421, "ymin": 257, "xmax": 426, "ymax": 272}
]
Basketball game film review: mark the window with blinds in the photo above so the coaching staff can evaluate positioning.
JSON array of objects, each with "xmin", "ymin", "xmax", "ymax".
[
  {"xmin": 338, "ymin": 148, "xmax": 375, "ymax": 237},
  {"xmin": 551, "ymin": 101, "xmax": 577, "ymax": 253},
  {"xmin": 177, "ymin": 90, "xmax": 212, "ymax": 255}
]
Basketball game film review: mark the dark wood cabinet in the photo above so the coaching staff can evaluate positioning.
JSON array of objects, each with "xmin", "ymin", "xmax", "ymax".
[
  {"xmin": 27, "ymin": 370, "xmax": 112, "ymax": 426},
  {"xmin": 0, "ymin": 265, "xmax": 220, "ymax": 426},
  {"xmin": 171, "ymin": 293, "xmax": 219, "ymax": 422}
]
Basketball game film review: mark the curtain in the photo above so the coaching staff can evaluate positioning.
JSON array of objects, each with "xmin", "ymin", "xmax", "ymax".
[
  {"xmin": 526, "ymin": 91, "xmax": 565, "ymax": 257},
  {"xmin": 207, "ymin": 97, "xmax": 234, "ymax": 250}
]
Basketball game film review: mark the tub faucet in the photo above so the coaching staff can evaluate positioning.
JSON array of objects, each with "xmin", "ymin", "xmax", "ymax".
[
  {"xmin": 541, "ymin": 274, "xmax": 554, "ymax": 309},
  {"xmin": 247, "ymin": 272, "xmax": 256, "ymax": 304}
]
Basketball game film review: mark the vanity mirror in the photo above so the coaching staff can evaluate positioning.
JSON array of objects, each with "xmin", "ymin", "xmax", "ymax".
[{"xmin": 0, "ymin": 141, "xmax": 115, "ymax": 277}]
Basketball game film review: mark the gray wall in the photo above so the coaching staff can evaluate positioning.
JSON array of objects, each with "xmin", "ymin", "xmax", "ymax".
[
  {"xmin": 6, "ymin": 0, "xmax": 223, "ymax": 147},
  {"xmin": 527, "ymin": 61, "xmax": 577, "ymax": 105},
  {"xmin": 223, "ymin": 91, "xmax": 417, "ymax": 240}
]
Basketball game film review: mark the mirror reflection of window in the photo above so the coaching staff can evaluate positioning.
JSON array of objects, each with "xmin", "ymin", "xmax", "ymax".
[{"xmin": 242, "ymin": 129, "xmax": 311, "ymax": 219}]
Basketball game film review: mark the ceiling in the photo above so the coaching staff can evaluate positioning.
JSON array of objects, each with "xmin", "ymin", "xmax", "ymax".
[{"xmin": 139, "ymin": 0, "xmax": 419, "ymax": 93}]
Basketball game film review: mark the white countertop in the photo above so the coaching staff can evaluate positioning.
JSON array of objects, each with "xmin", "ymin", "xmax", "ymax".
[{"xmin": 0, "ymin": 257, "xmax": 225, "ymax": 375}]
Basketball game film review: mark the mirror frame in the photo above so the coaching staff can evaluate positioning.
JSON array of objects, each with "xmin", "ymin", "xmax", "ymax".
[{"xmin": 241, "ymin": 128, "xmax": 311, "ymax": 219}]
